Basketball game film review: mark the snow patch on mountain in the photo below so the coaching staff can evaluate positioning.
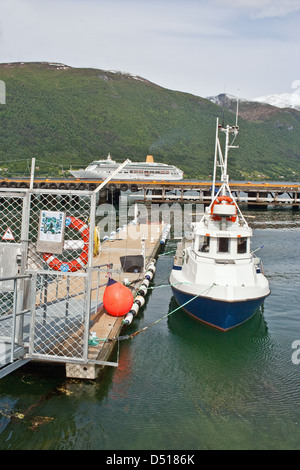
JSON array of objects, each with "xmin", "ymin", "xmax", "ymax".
[
  {"xmin": 207, "ymin": 92, "xmax": 300, "ymax": 111},
  {"xmin": 207, "ymin": 93, "xmax": 245, "ymax": 104},
  {"xmin": 253, "ymin": 93, "xmax": 300, "ymax": 110}
]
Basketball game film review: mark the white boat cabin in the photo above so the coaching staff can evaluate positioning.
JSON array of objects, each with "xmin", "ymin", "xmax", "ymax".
[{"xmin": 192, "ymin": 227, "xmax": 252, "ymax": 261}]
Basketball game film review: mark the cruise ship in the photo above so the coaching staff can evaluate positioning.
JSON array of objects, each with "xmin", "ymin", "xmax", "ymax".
[{"xmin": 69, "ymin": 154, "xmax": 183, "ymax": 181}]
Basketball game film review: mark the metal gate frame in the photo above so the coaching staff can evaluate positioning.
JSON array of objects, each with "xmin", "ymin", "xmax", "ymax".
[{"xmin": 0, "ymin": 185, "xmax": 99, "ymax": 376}]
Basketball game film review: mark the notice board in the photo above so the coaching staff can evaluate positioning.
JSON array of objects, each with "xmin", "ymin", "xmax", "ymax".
[{"xmin": 36, "ymin": 210, "xmax": 66, "ymax": 254}]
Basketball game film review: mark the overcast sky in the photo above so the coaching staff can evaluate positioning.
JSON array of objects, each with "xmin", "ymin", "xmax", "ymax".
[{"xmin": 0, "ymin": 0, "xmax": 300, "ymax": 100}]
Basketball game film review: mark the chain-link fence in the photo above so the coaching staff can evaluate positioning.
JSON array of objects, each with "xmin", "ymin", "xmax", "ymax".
[
  {"xmin": 0, "ymin": 187, "xmax": 100, "ymax": 370},
  {"xmin": 29, "ymin": 271, "xmax": 90, "ymax": 361}
]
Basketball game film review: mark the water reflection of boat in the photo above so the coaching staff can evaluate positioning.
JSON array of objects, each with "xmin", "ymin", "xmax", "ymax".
[{"xmin": 169, "ymin": 110, "xmax": 270, "ymax": 331}]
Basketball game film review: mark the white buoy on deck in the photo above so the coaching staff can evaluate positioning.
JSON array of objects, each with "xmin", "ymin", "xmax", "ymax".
[
  {"xmin": 160, "ymin": 224, "xmax": 171, "ymax": 245},
  {"xmin": 123, "ymin": 260, "xmax": 156, "ymax": 325}
]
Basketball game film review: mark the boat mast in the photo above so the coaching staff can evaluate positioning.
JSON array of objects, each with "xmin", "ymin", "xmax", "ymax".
[
  {"xmin": 211, "ymin": 97, "xmax": 239, "ymax": 200},
  {"xmin": 211, "ymin": 118, "xmax": 219, "ymax": 199},
  {"xmin": 204, "ymin": 96, "xmax": 249, "ymax": 227},
  {"xmin": 221, "ymin": 124, "xmax": 230, "ymax": 196}
]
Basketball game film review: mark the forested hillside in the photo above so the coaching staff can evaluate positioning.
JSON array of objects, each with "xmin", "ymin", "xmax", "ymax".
[{"xmin": 0, "ymin": 62, "xmax": 300, "ymax": 181}]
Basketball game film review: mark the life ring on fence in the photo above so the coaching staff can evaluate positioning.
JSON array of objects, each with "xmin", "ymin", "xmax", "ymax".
[
  {"xmin": 211, "ymin": 195, "xmax": 237, "ymax": 222},
  {"xmin": 43, "ymin": 216, "xmax": 90, "ymax": 272}
]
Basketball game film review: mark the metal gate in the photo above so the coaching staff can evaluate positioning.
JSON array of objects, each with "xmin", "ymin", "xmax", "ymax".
[{"xmin": 0, "ymin": 186, "xmax": 100, "ymax": 378}]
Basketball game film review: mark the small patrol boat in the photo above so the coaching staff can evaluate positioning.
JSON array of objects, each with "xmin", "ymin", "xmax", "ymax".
[{"xmin": 169, "ymin": 111, "xmax": 270, "ymax": 331}]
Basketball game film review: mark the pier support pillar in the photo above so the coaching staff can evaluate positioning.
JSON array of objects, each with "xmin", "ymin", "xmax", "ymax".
[{"xmin": 66, "ymin": 362, "xmax": 103, "ymax": 380}]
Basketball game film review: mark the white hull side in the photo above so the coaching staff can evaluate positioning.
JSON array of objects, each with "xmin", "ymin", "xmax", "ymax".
[
  {"xmin": 170, "ymin": 268, "xmax": 270, "ymax": 303},
  {"xmin": 70, "ymin": 170, "xmax": 183, "ymax": 181}
]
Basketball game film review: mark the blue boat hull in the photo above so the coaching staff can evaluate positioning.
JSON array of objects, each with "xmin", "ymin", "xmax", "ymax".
[{"xmin": 171, "ymin": 286, "xmax": 267, "ymax": 331}]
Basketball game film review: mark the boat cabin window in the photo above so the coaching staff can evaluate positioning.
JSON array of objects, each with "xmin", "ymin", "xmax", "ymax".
[
  {"xmin": 218, "ymin": 237, "xmax": 229, "ymax": 253},
  {"xmin": 198, "ymin": 235, "xmax": 210, "ymax": 253},
  {"xmin": 237, "ymin": 237, "xmax": 247, "ymax": 254}
]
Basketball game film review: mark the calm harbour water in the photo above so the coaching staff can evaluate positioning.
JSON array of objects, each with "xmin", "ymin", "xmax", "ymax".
[{"xmin": 0, "ymin": 207, "xmax": 300, "ymax": 450}]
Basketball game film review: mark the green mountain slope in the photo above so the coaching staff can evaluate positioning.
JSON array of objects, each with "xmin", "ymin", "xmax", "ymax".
[{"xmin": 0, "ymin": 62, "xmax": 300, "ymax": 181}]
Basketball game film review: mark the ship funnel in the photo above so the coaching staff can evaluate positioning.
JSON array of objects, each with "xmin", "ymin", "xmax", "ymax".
[{"xmin": 146, "ymin": 155, "xmax": 154, "ymax": 163}]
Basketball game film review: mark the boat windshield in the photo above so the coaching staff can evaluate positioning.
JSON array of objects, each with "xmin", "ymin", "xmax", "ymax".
[
  {"xmin": 218, "ymin": 238, "xmax": 229, "ymax": 253},
  {"xmin": 216, "ymin": 236, "xmax": 248, "ymax": 254},
  {"xmin": 197, "ymin": 235, "xmax": 210, "ymax": 253},
  {"xmin": 237, "ymin": 237, "xmax": 247, "ymax": 254}
]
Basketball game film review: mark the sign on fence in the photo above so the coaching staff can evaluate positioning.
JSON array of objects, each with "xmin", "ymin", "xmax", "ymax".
[{"xmin": 36, "ymin": 210, "xmax": 65, "ymax": 254}]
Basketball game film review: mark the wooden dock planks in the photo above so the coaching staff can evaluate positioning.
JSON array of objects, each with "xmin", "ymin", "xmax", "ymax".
[{"xmin": 65, "ymin": 221, "xmax": 165, "ymax": 379}]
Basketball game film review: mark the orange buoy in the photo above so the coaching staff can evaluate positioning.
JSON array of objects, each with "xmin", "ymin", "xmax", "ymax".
[{"xmin": 103, "ymin": 278, "xmax": 134, "ymax": 317}]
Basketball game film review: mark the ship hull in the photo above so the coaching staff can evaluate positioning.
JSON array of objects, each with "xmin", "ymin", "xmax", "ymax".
[
  {"xmin": 70, "ymin": 170, "xmax": 183, "ymax": 181},
  {"xmin": 171, "ymin": 285, "xmax": 267, "ymax": 331}
]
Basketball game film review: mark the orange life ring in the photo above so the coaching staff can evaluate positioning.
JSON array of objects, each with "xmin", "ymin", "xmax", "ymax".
[
  {"xmin": 43, "ymin": 216, "xmax": 90, "ymax": 272},
  {"xmin": 211, "ymin": 195, "xmax": 237, "ymax": 222}
]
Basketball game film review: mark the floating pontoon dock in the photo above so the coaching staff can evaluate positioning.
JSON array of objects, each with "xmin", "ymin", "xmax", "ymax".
[{"xmin": 66, "ymin": 221, "xmax": 165, "ymax": 379}]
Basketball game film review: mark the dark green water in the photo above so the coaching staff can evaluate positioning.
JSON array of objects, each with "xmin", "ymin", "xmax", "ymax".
[{"xmin": 0, "ymin": 208, "xmax": 300, "ymax": 450}]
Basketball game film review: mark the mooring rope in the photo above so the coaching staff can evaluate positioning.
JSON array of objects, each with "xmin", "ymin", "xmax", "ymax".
[
  {"xmin": 89, "ymin": 282, "xmax": 189, "ymax": 345},
  {"xmin": 88, "ymin": 283, "xmax": 215, "ymax": 345},
  {"xmin": 107, "ymin": 282, "xmax": 216, "ymax": 342},
  {"xmin": 146, "ymin": 281, "xmax": 190, "ymax": 290},
  {"xmin": 158, "ymin": 250, "xmax": 176, "ymax": 257}
]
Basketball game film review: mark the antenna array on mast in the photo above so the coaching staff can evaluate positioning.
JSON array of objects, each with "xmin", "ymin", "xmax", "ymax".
[{"xmin": 211, "ymin": 95, "xmax": 240, "ymax": 199}]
